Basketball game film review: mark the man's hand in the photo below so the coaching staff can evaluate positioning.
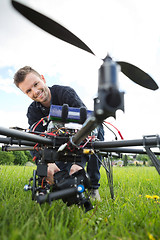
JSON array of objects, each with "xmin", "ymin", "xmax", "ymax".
[
  {"xmin": 47, "ymin": 163, "xmax": 60, "ymax": 184},
  {"xmin": 70, "ymin": 164, "xmax": 82, "ymax": 175},
  {"xmin": 47, "ymin": 163, "xmax": 82, "ymax": 184}
]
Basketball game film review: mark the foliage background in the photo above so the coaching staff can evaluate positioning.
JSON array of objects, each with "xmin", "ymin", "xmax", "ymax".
[{"xmin": 0, "ymin": 148, "xmax": 33, "ymax": 165}]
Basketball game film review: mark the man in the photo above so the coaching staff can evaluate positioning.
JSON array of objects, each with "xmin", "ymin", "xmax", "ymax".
[{"xmin": 14, "ymin": 66, "xmax": 104, "ymax": 200}]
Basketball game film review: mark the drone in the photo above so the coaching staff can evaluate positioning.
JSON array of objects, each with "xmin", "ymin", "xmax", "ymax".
[{"xmin": 0, "ymin": 0, "xmax": 160, "ymax": 212}]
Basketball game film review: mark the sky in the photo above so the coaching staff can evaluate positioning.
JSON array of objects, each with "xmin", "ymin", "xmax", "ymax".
[{"xmin": 0, "ymin": 0, "xmax": 160, "ymax": 142}]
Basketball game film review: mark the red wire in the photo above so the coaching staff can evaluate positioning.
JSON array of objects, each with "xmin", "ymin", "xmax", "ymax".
[
  {"xmin": 32, "ymin": 156, "xmax": 36, "ymax": 162},
  {"xmin": 32, "ymin": 118, "xmax": 44, "ymax": 132},
  {"xmin": 104, "ymin": 121, "xmax": 124, "ymax": 140}
]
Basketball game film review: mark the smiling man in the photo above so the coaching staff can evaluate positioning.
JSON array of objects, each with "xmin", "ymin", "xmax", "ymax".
[
  {"xmin": 15, "ymin": 69, "xmax": 51, "ymax": 107},
  {"xmin": 13, "ymin": 66, "xmax": 104, "ymax": 200}
]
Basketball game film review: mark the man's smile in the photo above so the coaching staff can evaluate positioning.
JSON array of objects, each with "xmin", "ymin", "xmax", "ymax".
[{"xmin": 35, "ymin": 90, "xmax": 44, "ymax": 99}]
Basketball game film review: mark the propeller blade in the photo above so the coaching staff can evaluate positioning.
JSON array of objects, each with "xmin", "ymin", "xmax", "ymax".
[
  {"xmin": 12, "ymin": 1, "xmax": 158, "ymax": 91},
  {"xmin": 12, "ymin": 0, "xmax": 95, "ymax": 55},
  {"xmin": 117, "ymin": 61, "xmax": 158, "ymax": 90}
]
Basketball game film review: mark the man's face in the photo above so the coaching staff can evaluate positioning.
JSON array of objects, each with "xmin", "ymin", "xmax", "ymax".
[{"xmin": 18, "ymin": 73, "xmax": 51, "ymax": 106}]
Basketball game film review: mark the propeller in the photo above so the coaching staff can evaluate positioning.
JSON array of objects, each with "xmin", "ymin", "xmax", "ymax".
[
  {"xmin": 12, "ymin": 0, "xmax": 158, "ymax": 91},
  {"xmin": 117, "ymin": 61, "xmax": 158, "ymax": 90}
]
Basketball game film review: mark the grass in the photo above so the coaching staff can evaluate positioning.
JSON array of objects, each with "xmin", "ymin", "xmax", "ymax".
[{"xmin": 0, "ymin": 165, "xmax": 160, "ymax": 240}]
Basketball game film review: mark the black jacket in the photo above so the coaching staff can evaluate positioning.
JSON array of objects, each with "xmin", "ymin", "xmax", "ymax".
[{"xmin": 27, "ymin": 85, "xmax": 85, "ymax": 132}]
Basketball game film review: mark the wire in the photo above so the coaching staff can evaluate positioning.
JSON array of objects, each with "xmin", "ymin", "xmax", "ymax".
[
  {"xmin": 103, "ymin": 122, "xmax": 118, "ymax": 140},
  {"xmin": 30, "ymin": 120, "xmax": 41, "ymax": 131},
  {"xmin": 30, "ymin": 116, "xmax": 48, "ymax": 132},
  {"xmin": 32, "ymin": 118, "xmax": 44, "ymax": 132},
  {"xmin": 79, "ymin": 135, "xmax": 96, "ymax": 148},
  {"xmin": 103, "ymin": 121, "xmax": 124, "ymax": 140}
]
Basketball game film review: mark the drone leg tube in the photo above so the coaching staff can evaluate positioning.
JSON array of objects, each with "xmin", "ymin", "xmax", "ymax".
[
  {"xmin": 145, "ymin": 147, "xmax": 160, "ymax": 175},
  {"xmin": 102, "ymin": 156, "xmax": 114, "ymax": 200},
  {"xmin": 32, "ymin": 170, "xmax": 37, "ymax": 200}
]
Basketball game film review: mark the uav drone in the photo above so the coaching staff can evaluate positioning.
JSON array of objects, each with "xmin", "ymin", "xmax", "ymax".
[{"xmin": 0, "ymin": 0, "xmax": 160, "ymax": 212}]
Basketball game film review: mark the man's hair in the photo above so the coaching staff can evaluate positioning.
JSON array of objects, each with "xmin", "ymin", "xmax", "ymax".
[{"xmin": 14, "ymin": 66, "xmax": 41, "ymax": 87}]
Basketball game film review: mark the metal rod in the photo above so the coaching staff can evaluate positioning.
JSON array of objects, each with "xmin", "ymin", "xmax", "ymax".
[
  {"xmin": 92, "ymin": 135, "xmax": 160, "ymax": 149},
  {"xmin": 0, "ymin": 126, "xmax": 53, "ymax": 145},
  {"xmin": 98, "ymin": 147, "xmax": 160, "ymax": 155},
  {"xmin": 2, "ymin": 146, "xmax": 34, "ymax": 151},
  {"xmin": 71, "ymin": 116, "xmax": 98, "ymax": 145},
  {"xmin": 145, "ymin": 147, "xmax": 160, "ymax": 174},
  {"xmin": 36, "ymin": 187, "xmax": 78, "ymax": 204},
  {"xmin": 0, "ymin": 137, "xmax": 36, "ymax": 146}
]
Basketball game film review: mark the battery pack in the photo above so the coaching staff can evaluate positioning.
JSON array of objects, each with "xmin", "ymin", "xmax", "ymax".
[{"xmin": 49, "ymin": 104, "xmax": 93, "ymax": 123}]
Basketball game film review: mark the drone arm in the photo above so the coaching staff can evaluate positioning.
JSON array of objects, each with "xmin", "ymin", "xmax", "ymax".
[
  {"xmin": 92, "ymin": 135, "xmax": 160, "ymax": 175},
  {"xmin": 2, "ymin": 145, "xmax": 34, "ymax": 152},
  {"xmin": 92, "ymin": 135, "xmax": 160, "ymax": 149},
  {"xmin": 0, "ymin": 126, "xmax": 53, "ymax": 145},
  {"xmin": 71, "ymin": 116, "xmax": 98, "ymax": 145},
  {"xmin": 0, "ymin": 136, "xmax": 36, "ymax": 147},
  {"xmin": 96, "ymin": 147, "xmax": 160, "ymax": 155}
]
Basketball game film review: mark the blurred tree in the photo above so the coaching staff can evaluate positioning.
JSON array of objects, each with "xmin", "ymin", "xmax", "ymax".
[
  {"xmin": 24, "ymin": 151, "xmax": 33, "ymax": 162},
  {"xmin": 12, "ymin": 151, "xmax": 28, "ymax": 165},
  {"xmin": 0, "ymin": 149, "xmax": 14, "ymax": 165}
]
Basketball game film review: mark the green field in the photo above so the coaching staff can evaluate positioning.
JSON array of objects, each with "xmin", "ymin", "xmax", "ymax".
[{"xmin": 0, "ymin": 165, "xmax": 160, "ymax": 240}]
